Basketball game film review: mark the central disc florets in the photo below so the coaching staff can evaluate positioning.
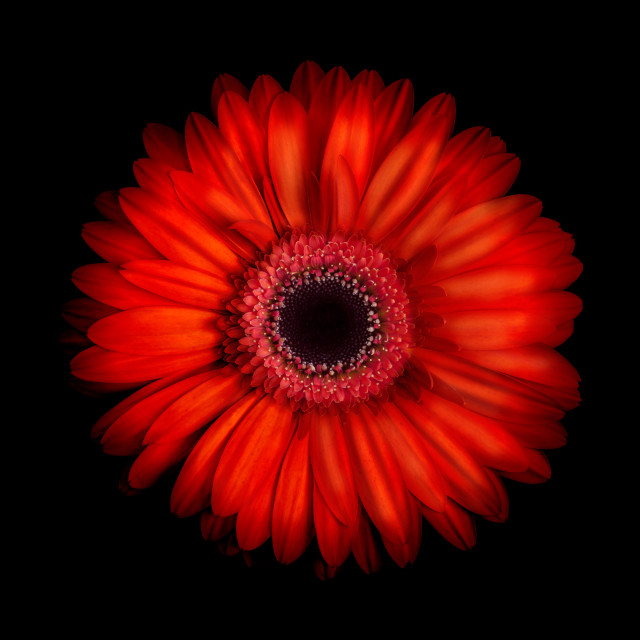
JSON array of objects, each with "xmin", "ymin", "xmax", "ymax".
[
  {"xmin": 275, "ymin": 274, "xmax": 380, "ymax": 373},
  {"xmin": 222, "ymin": 232, "xmax": 412, "ymax": 410}
]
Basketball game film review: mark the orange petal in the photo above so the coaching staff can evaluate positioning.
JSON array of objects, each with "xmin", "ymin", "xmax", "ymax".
[{"xmin": 88, "ymin": 306, "xmax": 223, "ymax": 356}]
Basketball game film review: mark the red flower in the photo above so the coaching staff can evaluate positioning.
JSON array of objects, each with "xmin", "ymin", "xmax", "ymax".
[{"xmin": 63, "ymin": 61, "xmax": 582, "ymax": 574}]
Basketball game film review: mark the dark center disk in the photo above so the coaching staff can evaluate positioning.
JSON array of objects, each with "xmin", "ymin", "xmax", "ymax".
[{"xmin": 278, "ymin": 280, "xmax": 370, "ymax": 366}]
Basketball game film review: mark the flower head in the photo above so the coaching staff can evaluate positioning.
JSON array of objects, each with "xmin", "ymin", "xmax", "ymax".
[{"xmin": 64, "ymin": 62, "xmax": 582, "ymax": 574}]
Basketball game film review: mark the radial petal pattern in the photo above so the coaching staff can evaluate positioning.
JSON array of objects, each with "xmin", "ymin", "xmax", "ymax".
[{"xmin": 65, "ymin": 61, "xmax": 582, "ymax": 576}]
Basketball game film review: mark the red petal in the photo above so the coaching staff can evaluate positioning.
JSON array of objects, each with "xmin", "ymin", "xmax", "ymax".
[
  {"xmin": 328, "ymin": 155, "xmax": 360, "ymax": 234},
  {"xmin": 62, "ymin": 297, "xmax": 117, "ymax": 332},
  {"xmin": 376, "ymin": 403, "xmax": 446, "ymax": 511},
  {"xmin": 500, "ymin": 449, "xmax": 551, "ymax": 484},
  {"xmin": 416, "ymin": 389, "xmax": 530, "ymax": 473},
  {"xmin": 143, "ymin": 123, "xmax": 191, "ymax": 170},
  {"xmin": 371, "ymin": 79, "xmax": 414, "ymax": 175},
  {"xmin": 235, "ymin": 471, "xmax": 279, "ymax": 551},
  {"xmin": 351, "ymin": 510, "xmax": 382, "ymax": 574},
  {"xmin": 101, "ymin": 369, "xmax": 220, "ymax": 455},
  {"xmin": 211, "ymin": 395, "xmax": 296, "ymax": 516},
  {"xmin": 88, "ymin": 306, "xmax": 223, "ymax": 356},
  {"xmin": 342, "ymin": 406, "xmax": 413, "ymax": 545},
  {"xmin": 218, "ymin": 91, "xmax": 269, "ymax": 189},
  {"xmin": 72, "ymin": 263, "xmax": 174, "ymax": 310},
  {"xmin": 358, "ymin": 114, "xmax": 451, "ymax": 241},
  {"xmin": 71, "ymin": 346, "xmax": 216, "ymax": 384},
  {"xmin": 380, "ymin": 496, "xmax": 422, "ymax": 567},
  {"xmin": 421, "ymin": 498, "xmax": 477, "ymax": 550},
  {"xmin": 289, "ymin": 60, "xmax": 325, "ymax": 112},
  {"xmin": 211, "ymin": 73, "xmax": 249, "ymax": 122},
  {"xmin": 308, "ymin": 411, "xmax": 358, "ymax": 526},
  {"xmin": 307, "ymin": 67, "xmax": 352, "ymax": 175},
  {"xmin": 120, "ymin": 259, "xmax": 236, "ymax": 310},
  {"xmin": 95, "ymin": 190, "xmax": 128, "ymax": 223},
  {"xmin": 312, "ymin": 483, "xmax": 354, "ymax": 568},
  {"xmin": 82, "ymin": 221, "xmax": 163, "ymax": 264},
  {"xmin": 459, "ymin": 153, "xmax": 521, "ymax": 210},
  {"xmin": 185, "ymin": 112, "xmax": 270, "ymax": 224},
  {"xmin": 170, "ymin": 390, "xmax": 262, "ymax": 517},
  {"xmin": 320, "ymin": 83, "xmax": 375, "ymax": 199},
  {"xmin": 396, "ymin": 392, "xmax": 503, "ymax": 516},
  {"xmin": 412, "ymin": 348, "xmax": 565, "ymax": 424},
  {"xmin": 248, "ymin": 74, "xmax": 284, "ymax": 128},
  {"xmin": 119, "ymin": 187, "xmax": 243, "ymax": 275},
  {"xmin": 144, "ymin": 368, "xmax": 248, "ymax": 445},
  {"xmin": 426, "ymin": 194, "xmax": 542, "ymax": 282},
  {"xmin": 267, "ymin": 92, "xmax": 311, "ymax": 229},
  {"xmin": 272, "ymin": 429, "xmax": 314, "ymax": 564}
]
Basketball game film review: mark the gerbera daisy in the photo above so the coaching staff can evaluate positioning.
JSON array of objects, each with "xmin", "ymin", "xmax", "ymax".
[{"xmin": 63, "ymin": 61, "xmax": 582, "ymax": 575}]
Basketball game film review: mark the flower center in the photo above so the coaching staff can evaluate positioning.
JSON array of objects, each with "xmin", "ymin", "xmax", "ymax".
[
  {"xmin": 224, "ymin": 232, "xmax": 413, "ymax": 409},
  {"xmin": 275, "ymin": 273, "xmax": 381, "ymax": 373}
]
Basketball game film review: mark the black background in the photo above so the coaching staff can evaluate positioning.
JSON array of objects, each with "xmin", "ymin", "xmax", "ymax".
[{"xmin": 34, "ymin": 9, "xmax": 613, "ymax": 632}]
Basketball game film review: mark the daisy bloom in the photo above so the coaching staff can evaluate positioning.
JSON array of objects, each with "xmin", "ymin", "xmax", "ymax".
[{"xmin": 63, "ymin": 61, "xmax": 582, "ymax": 575}]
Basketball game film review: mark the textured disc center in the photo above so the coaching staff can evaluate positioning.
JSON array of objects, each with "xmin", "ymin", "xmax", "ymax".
[{"xmin": 278, "ymin": 279, "xmax": 371, "ymax": 367}]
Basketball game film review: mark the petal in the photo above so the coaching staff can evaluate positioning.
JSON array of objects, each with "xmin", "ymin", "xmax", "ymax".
[
  {"xmin": 308, "ymin": 411, "xmax": 358, "ymax": 526},
  {"xmin": 267, "ymin": 92, "xmax": 311, "ymax": 229},
  {"xmin": 72, "ymin": 263, "xmax": 174, "ymax": 310},
  {"xmin": 289, "ymin": 60, "xmax": 325, "ymax": 112},
  {"xmin": 235, "ymin": 472, "xmax": 279, "ymax": 551},
  {"xmin": 211, "ymin": 73, "xmax": 249, "ymax": 122},
  {"xmin": 371, "ymin": 78, "xmax": 414, "ymax": 175},
  {"xmin": 170, "ymin": 389, "xmax": 263, "ymax": 517},
  {"xmin": 248, "ymin": 74, "xmax": 284, "ymax": 128},
  {"xmin": 459, "ymin": 153, "xmax": 521, "ymax": 210},
  {"xmin": 312, "ymin": 483, "xmax": 354, "ymax": 568},
  {"xmin": 357, "ymin": 114, "xmax": 451, "ymax": 241},
  {"xmin": 416, "ymin": 388, "xmax": 530, "ymax": 473},
  {"xmin": 95, "ymin": 190, "xmax": 128, "ymax": 223},
  {"xmin": 142, "ymin": 123, "xmax": 191, "ymax": 170},
  {"xmin": 211, "ymin": 395, "xmax": 296, "ymax": 516},
  {"xmin": 88, "ymin": 306, "xmax": 223, "ymax": 355},
  {"xmin": 143, "ymin": 367, "xmax": 248, "ymax": 445},
  {"xmin": 101, "ymin": 369, "xmax": 220, "ymax": 455},
  {"xmin": 82, "ymin": 221, "xmax": 164, "ymax": 264},
  {"xmin": 119, "ymin": 187, "xmax": 244, "ymax": 275},
  {"xmin": 421, "ymin": 498, "xmax": 477, "ymax": 550},
  {"xmin": 320, "ymin": 83, "xmax": 375, "ymax": 200},
  {"xmin": 351, "ymin": 510, "xmax": 382, "ymax": 574},
  {"xmin": 185, "ymin": 112, "xmax": 270, "ymax": 224},
  {"xmin": 426, "ymin": 194, "xmax": 542, "ymax": 282},
  {"xmin": 342, "ymin": 406, "xmax": 413, "ymax": 545},
  {"xmin": 375, "ymin": 403, "xmax": 446, "ymax": 511},
  {"xmin": 412, "ymin": 348, "xmax": 565, "ymax": 424},
  {"xmin": 396, "ymin": 391, "xmax": 503, "ymax": 516},
  {"xmin": 120, "ymin": 259, "xmax": 236, "ymax": 309},
  {"xmin": 62, "ymin": 297, "xmax": 117, "ymax": 333},
  {"xmin": 218, "ymin": 91, "xmax": 269, "ymax": 189},
  {"xmin": 272, "ymin": 429, "xmax": 314, "ymax": 564},
  {"xmin": 307, "ymin": 66, "xmax": 352, "ymax": 174},
  {"xmin": 71, "ymin": 346, "xmax": 217, "ymax": 384}
]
